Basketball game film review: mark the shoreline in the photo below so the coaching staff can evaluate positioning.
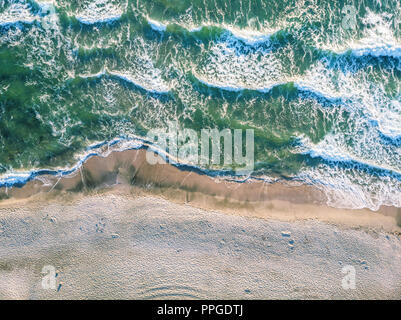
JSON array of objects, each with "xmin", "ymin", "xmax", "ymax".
[
  {"xmin": 1, "ymin": 149, "xmax": 400, "ymax": 234},
  {"xmin": 0, "ymin": 149, "xmax": 400, "ymax": 299}
]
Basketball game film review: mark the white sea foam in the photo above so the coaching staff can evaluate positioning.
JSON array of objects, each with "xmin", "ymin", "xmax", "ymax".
[
  {"xmin": 0, "ymin": 137, "xmax": 146, "ymax": 188},
  {"xmin": 193, "ymin": 72, "xmax": 285, "ymax": 92},
  {"xmin": 298, "ymin": 135, "xmax": 354, "ymax": 163},
  {"xmin": 320, "ymin": 10, "xmax": 401, "ymax": 59},
  {"xmin": 78, "ymin": 69, "xmax": 107, "ymax": 79},
  {"xmin": 350, "ymin": 42, "xmax": 401, "ymax": 59},
  {"xmin": 193, "ymin": 39, "xmax": 286, "ymax": 93},
  {"xmin": 298, "ymin": 134, "xmax": 401, "ymax": 174},
  {"xmin": 145, "ymin": 11, "xmax": 401, "ymax": 58},
  {"xmin": 322, "ymin": 35, "xmax": 401, "ymax": 59},
  {"xmin": 144, "ymin": 15, "xmax": 277, "ymax": 45},
  {"xmin": 75, "ymin": 0, "xmax": 124, "ymax": 25},
  {"xmin": 295, "ymin": 60, "xmax": 401, "ymax": 139},
  {"xmin": 351, "ymin": 10, "xmax": 401, "ymax": 59},
  {"xmin": 79, "ymin": 67, "xmax": 170, "ymax": 94},
  {"xmin": 0, "ymin": 0, "xmax": 61, "ymax": 28},
  {"xmin": 223, "ymin": 25, "xmax": 276, "ymax": 45},
  {"xmin": 147, "ymin": 17, "xmax": 167, "ymax": 32},
  {"xmin": 36, "ymin": 0, "xmax": 56, "ymax": 10},
  {"xmin": 107, "ymin": 69, "xmax": 170, "ymax": 94},
  {"xmin": 0, "ymin": 2, "xmax": 36, "ymax": 26},
  {"xmin": 293, "ymin": 82, "xmax": 345, "ymax": 102},
  {"xmin": 76, "ymin": 14, "xmax": 122, "ymax": 25},
  {"xmin": 0, "ymin": 172, "xmax": 32, "ymax": 187},
  {"xmin": 374, "ymin": 102, "xmax": 401, "ymax": 139},
  {"xmin": 297, "ymin": 164, "xmax": 401, "ymax": 211}
]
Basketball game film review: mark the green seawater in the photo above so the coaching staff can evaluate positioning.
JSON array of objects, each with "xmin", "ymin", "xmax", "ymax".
[{"xmin": 0, "ymin": 0, "xmax": 401, "ymax": 209}]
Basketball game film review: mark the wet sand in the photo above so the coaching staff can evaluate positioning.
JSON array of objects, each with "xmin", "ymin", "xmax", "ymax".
[
  {"xmin": 1, "ymin": 149, "xmax": 400, "ymax": 232},
  {"xmin": 0, "ymin": 149, "xmax": 400, "ymax": 299}
]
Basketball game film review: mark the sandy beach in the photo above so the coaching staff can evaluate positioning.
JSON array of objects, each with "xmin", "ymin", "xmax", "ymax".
[
  {"xmin": 2, "ymin": 0, "xmax": 401, "ymax": 303},
  {"xmin": 0, "ymin": 149, "xmax": 400, "ymax": 299}
]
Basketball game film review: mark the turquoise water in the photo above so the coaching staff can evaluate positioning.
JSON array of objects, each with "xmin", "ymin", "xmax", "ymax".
[{"xmin": 0, "ymin": 0, "xmax": 401, "ymax": 209}]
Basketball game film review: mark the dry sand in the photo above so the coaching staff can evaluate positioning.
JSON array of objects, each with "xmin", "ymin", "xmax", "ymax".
[{"xmin": 0, "ymin": 149, "xmax": 400, "ymax": 299}]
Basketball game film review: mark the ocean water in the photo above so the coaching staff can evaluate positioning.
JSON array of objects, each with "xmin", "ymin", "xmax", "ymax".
[{"xmin": 0, "ymin": 0, "xmax": 400, "ymax": 210}]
